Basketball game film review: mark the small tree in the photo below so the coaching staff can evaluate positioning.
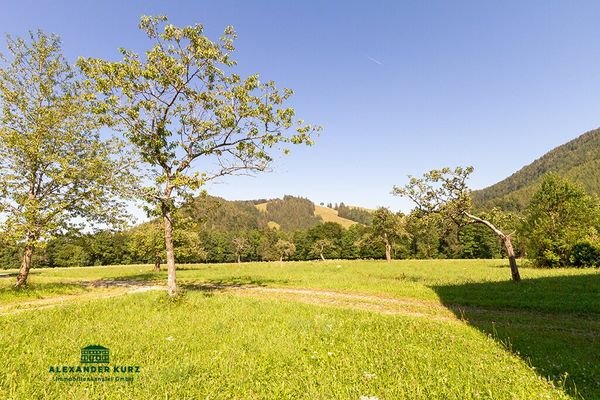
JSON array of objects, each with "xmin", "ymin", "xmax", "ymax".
[
  {"xmin": 394, "ymin": 166, "xmax": 521, "ymax": 281},
  {"xmin": 128, "ymin": 221, "xmax": 164, "ymax": 270},
  {"xmin": 0, "ymin": 31, "xmax": 130, "ymax": 287},
  {"xmin": 312, "ymin": 239, "xmax": 333, "ymax": 261},
  {"xmin": 232, "ymin": 236, "xmax": 248, "ymax": 264},
  {"xmin": 371, "ymin": 207, "xmax": 407, "ymax": 262},
  {"xmin": 79, "ymin": 16, "xmax": 319, "ymax": 296},
  {"xmin": 275, "ymin": 239, "xmax": 296, "ymax": 262}
]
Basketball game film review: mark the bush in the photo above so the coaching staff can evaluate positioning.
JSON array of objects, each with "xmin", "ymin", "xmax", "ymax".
[{"xmin": 570, "ymin": 242, "xmax": 600, "ymax": 267}]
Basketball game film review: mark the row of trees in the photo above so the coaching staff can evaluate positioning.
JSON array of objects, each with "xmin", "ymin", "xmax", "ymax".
[
  {"xmin": 0, "ymin": 16, "xmax": 320, "ymax": 296},
  {"xmin": 0, "ymin": 206, "xmax": 506, "ymax": 268},
  {"xmin": 3, "ymin": 165, "xmax": 596, "ymax": 282}
]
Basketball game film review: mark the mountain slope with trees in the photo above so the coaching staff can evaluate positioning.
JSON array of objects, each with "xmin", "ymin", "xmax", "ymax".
[{"xmin": 472, "ymin": 128, "xmax": 600, "ymax": 211}]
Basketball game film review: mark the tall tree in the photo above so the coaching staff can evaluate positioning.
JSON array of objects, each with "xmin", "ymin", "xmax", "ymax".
[
  {"xmin": 0, "ymin": 31, "xmax": 130, "ymax": 287},
  {"xmin": 78, "ymin": 16, "xmax": 319, "ymax": 296},
  {"xmin": 394, "ymin": 167, "xmax": 521, "ymax": 281}
]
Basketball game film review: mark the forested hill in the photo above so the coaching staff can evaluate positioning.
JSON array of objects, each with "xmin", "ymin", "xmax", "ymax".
[
  {"xmin": 472, "ymin": 127, "xmax": 600, "ymax": 211},
  {"xmin": 183, "ymin": 195, "xmax": 365, "ymax": 232}
]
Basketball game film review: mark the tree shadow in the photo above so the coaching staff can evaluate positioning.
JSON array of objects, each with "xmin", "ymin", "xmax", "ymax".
[
  {"xmin": 0, "ymin": 281, "xmax": 89, "ymax": 302},
  {"xmin": 432, "ymin": 273, "xmax": 600, "ymax": 399}
]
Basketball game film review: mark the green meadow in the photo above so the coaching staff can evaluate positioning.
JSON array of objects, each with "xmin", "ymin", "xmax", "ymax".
[{"xmin": 0, "ymin": 260, "xmax": 598, "ymax": 399}]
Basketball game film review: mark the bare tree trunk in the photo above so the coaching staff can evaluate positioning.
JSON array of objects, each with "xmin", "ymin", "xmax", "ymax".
[
  {"xmin": 15, "ymin": 241, "xmax": 34, "ymax": 287},
  {"xmin": 465, "ymin": 212, "xmax": 521, "ymax": 282},
  {"xmin": 502, "ymin": 235, "xmax": 521, "ymax": 282},
  {"xmin": 279, "ymin": 255, "xmax": 283, "ymax": 263},
  {"xmin": 163, "ymin": 211, "xmax": 177, "ymax": 297},
  {"xmin": 237, "ymin": 254, "xmax": 241, "ymax": 264},
  {"xmin": 320, "ymin": 251, "xmax": 325, "ymax": 262},
  {"xmin": 384, "ymin": 234, "xmax": 392, "ymax": 263}
]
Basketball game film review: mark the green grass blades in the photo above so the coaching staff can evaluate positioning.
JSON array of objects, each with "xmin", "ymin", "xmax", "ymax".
[
  {"xmin": 0, "ymin": 260, "xmax": 598, "ymax": 398},
  {"xmin": 0, "ymin": 292, "xmax": 571, "ymax": 400}
]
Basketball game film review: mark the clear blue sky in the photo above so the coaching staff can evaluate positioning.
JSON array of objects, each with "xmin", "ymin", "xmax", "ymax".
[{"xmin": 2, "ymin": 1, "xmax": 600, "ymax": 213}]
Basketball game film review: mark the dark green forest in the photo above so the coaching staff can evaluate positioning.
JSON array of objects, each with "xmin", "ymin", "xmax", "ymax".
[{"xmin": 472, "ymin": 128, "xmax": 600, "ymax": 211}]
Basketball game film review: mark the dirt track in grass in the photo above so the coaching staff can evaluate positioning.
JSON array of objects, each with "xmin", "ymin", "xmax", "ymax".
[{"xmin": 2, "ymin": 283, "xmax": 598, "ymax": 339}]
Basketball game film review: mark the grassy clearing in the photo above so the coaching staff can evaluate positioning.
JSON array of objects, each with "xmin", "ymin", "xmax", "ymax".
[
  {"xmin": 0, "ymin": 291, "xmax": 571, "ymax": 399},
  {"xmin": 0, "ymin": 260, "xmax": 598, "ymax": 398}
]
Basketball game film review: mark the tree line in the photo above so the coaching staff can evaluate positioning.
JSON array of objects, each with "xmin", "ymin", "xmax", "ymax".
[{"xmin": 1, "ymin": 16, "xmax": 598, "ymax": 298}]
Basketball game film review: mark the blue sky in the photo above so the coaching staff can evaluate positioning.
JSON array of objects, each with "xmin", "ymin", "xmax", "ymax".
[{"xmin": 2, "ymin": 1, "xmax": 600, "ymax": 213}]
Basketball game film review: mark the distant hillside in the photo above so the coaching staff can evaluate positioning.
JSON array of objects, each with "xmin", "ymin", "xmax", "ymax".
[
  {"xmin": 472, "ymin": 128, "xmax": 600, "ymax": 211},
  {"xmin": 179, "ymin": 194, "xmax": 361, "ymax": 232},
  {"xmin": 314, "ymin": 205, "xmax": 357, "ymax": 228},
  {"xmin": 254, "ymin": 197, "xmax": 358, "ymax": 230}
]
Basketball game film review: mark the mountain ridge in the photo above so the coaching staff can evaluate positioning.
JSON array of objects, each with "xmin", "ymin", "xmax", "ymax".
[{"xmin": 472, "ymin": 127, "xmax": 600, "ymax": 211}]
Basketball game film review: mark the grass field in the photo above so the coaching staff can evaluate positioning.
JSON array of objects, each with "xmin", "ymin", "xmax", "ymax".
[{"xmin": 0, "ymin": 260, "xmax": 598, "ymax": 399}]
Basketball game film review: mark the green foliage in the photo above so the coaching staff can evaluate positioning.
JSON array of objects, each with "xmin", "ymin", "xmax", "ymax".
[
  {"xmin": 0, "ymin": 31, "xmax": 131, "ymax": 272},
  {"xmin": 521, "ymin": 174, "xmax": 600, "ymax": 267},
  {"xmin": 265, "ymin": 195, "xmax": 322, "ymax": 230},
  {"xmin": 78, "ymin": 16, "xmax": 319, "ymax": 217},
  {"xmin": 473, "ymin": 128, "xmax": 600, "ymax": 211},
  {"xmin": 570, "ymin": 241, "xmax": 600, "ymax": 267},
  {"xmin": 458, "ymin": 223, "xmax": 501, "ymax": 259},
  {"xmin": 336, "ymin": 203, "xmax": 373, "ymax": 225},
  {"xmin": 370, "ymin": 207, "xmax": 406, "ymax": 244},
  {"xmin": 274, "ymin": 239, "xmax": 296, "ymax": 261},
  {"xmin": 393, "ymin": 166, "xmax": 474, "ymax": 227},
  {"xmin": 306, "ymin": 222, "xmax": 344, "ymax": 259},
  {"xmin": 181, "ymin": 195, "xmax": 267, "ymax": 231}
]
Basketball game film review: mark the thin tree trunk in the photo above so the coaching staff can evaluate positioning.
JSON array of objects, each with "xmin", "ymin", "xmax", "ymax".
[
  {"xmin": 320, "ymin": 251, "xmax": 325, "ymax": 262},
  {"xmin": 15, "ymin": 241, "xmax": 34, "ymax": 287},
  {"xmin": 384, "ymin": 234, "xmax": 392, "ymax": 263},
  {"xmin": 279, "ymin": 255, "xmax": 283, "ymax": 263},
  {"xmin": 163, "ymin": 211, "xmax": 177, "ymax": 297},
  {"xmin": 464, "ymin": 211, "xmax": 521, "ymax": 282},
  {"xmin": 237, "ymin": 254, "xmax": 241, "ymax": 264}
]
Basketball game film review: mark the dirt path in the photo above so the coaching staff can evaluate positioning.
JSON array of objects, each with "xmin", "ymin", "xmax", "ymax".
[
  {"xmin": 225, "ymin": 286, "xmax": 459, "ymax": 322},
  {"xmin": 0, "ymin": 285, "xmax": 164, "ymax": 316},
  {"xmin": 3, "ymin": 284, "xmax": 597, "ymax": 338},
  {"xmin": 0, "ymin": 283, "xmax": 457, "ymax": 321}
]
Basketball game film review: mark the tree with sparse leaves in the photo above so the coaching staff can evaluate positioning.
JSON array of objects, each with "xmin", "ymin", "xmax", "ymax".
[
  {"xmin": 78, "ymin": 16, "xmax": 319, "ymax": 297},
  {"xmin": 0, "ymin": 31, "xmax": 131, "ymax": 287},
  {"xmin": 312, "ymin": 239, "xmax": 333, "ymax": 261},
  {"xmin": 232, "ymin": 236, "xmax": 248, "ymax": 264},
  {"xmin": 394, "ymin": 167, "xmax": 521, "ymax": 281},
  {"xmin": 275, "ymin": 239, "xmax": 296, "ymax": 262}
]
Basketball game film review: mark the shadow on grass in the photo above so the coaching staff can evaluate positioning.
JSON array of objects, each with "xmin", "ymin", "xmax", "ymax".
[
  {"xmin": 432, "ymin": 273, "xmax": 600, "ymax": 399},
  {"xmin": 86, "ymin": 273, "xmax": 164, "ymax": 288},
  {"xmin": 181, "ymin": 276, "xmax": 290, "ymax": 293},
  {"xmin": 0, "ymin": 282, "xmax": 89, "ymax": 302}
]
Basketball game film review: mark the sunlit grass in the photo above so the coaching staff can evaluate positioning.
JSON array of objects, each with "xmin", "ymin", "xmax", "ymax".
[
  {"xmin": 0, "ymin": 260, "xmax": 597, "ymax": 398},
  {"xmin": 0, "ymin": 291, "xmax": 572, "ymax": 399}
]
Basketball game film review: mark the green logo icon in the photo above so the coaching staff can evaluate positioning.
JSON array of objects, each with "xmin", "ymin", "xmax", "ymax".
[{"xmin": 80, "ymin": 345, "xmax": 110, "ymax": 364}]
